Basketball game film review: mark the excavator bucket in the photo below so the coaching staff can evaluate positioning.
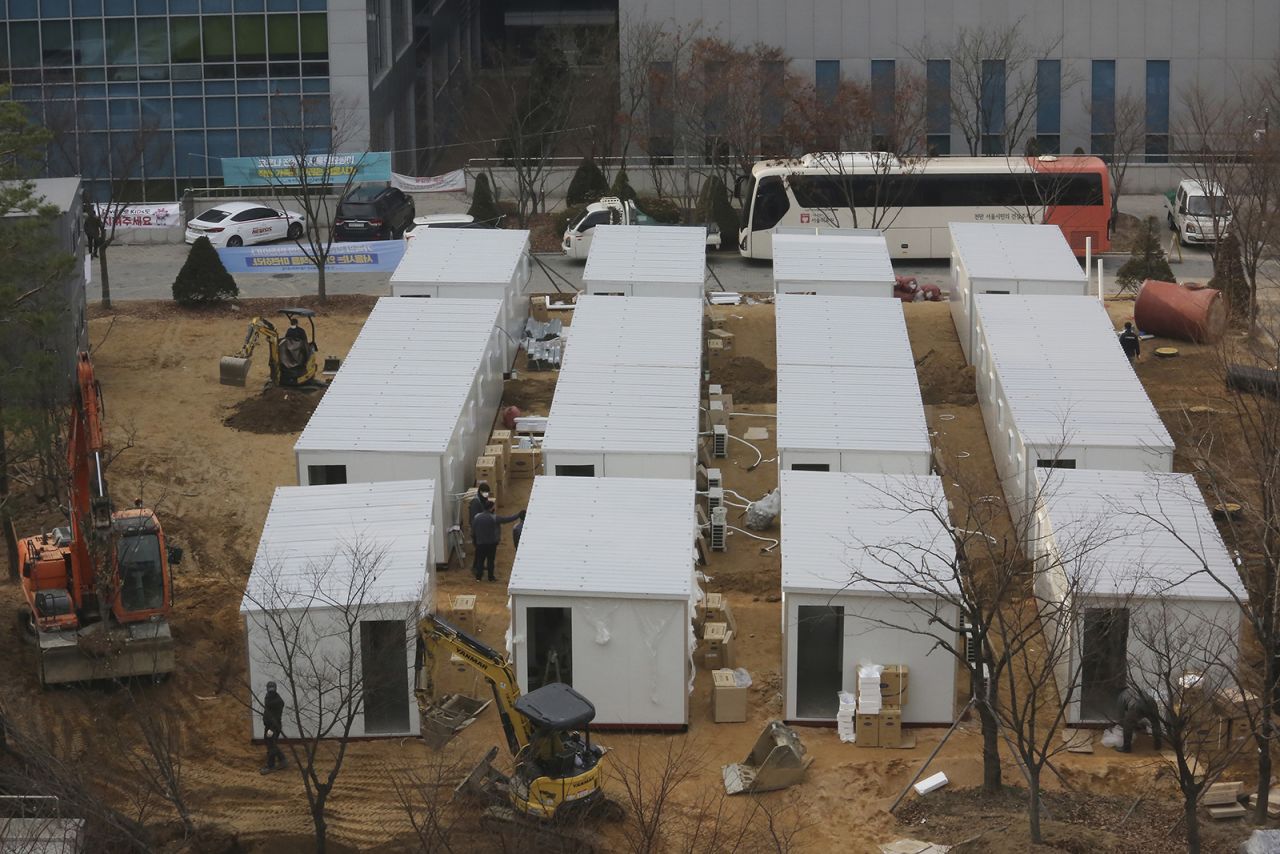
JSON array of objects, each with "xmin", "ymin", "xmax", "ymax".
[
  {"xmin": 219, "ymin": 355, "xmax": 252, "ymax": 387},
  {"xmin": 722, "ymin": 721, "xmax": 813, "ymax": 795},
  {"xmin": 419, "ymin": 693, "xmax": 492, "ymax": 749}
]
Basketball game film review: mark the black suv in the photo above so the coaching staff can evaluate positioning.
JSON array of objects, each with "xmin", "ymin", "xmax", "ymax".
[{"xmin": 333, "ymin": 185, "xmax": 416, "ymax": 240}]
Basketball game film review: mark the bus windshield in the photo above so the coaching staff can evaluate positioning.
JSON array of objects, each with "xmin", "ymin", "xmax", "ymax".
[{"xmin": 117, "ymin": 533, "xmax": 165, "ymax": 612}]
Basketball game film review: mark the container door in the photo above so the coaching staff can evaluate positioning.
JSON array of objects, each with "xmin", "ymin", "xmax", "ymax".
[
  {"xmin": 361, "ymin": 620, "xmax": 411, "ymax": 733},
  {"xmin": 795, "ymin": 604, "xmax": 844, "ymax": 718}
]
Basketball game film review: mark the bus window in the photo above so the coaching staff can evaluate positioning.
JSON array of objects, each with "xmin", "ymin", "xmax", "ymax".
[{"xmin": 752, "ymin": 176, "xmax": 789, "ymax": 231}]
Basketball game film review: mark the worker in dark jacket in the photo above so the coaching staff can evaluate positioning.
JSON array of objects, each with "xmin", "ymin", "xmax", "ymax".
[
  {"xmin": 472, "ymin": 499, "xmax": 521, "ymax": 581},
  {"xmin": 468, "ymin": 482, "xmax": 492, "ymax": 535},
  {"xmin": 512, "ymin": 509, "xmax": 527, "ymax": 549},
  {"xmin": 1117, "ymin": 685, "xmax": 1162, "ymax": 753},
  {"xmin": 1119, "ymin": 322, "xmax": 1141, "ymax": 362},
  {"xmin": 261, "ymin": 681, "xmax": 287, "ymax": 773}
]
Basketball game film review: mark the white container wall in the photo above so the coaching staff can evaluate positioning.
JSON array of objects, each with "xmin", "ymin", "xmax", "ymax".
[
  {"xmin": 780, "ymin": 470, "xmax": 957, "ymax": 724},
  {"xmin": 971, "ymin": 294, "xmax": 1174, "ymax": 526},
  {"xmin": 241, "ymin": 480, "xmax": 435, "ymax": 739},
  {"xmin": 772, "ymin": 232, "xmax": 895, "ymax": 297},
  {"xmin": 582, "ymin": 225, "xmax": 707, "ymax": 297},
  {"xmin": 1029, "ymin": 469, "xmax": 1244, "ymax": 724},
  {"xmin": 294, "ymin": 298, "xmax": 505, "ymax": 551},
  {"xmin": 389, "ymin": 229, "xmax": 533, "ymax": 365},
  {"xmin": 775, "ymin": 295, "xmax": 932, "ymax": 474},
  {"xmin": 508, "ymin": 476, "xmax": 698, "ymax": 727},
  {"xmin": 948, "ymin": 223, "xmax": 1089, "ymax": 362}
]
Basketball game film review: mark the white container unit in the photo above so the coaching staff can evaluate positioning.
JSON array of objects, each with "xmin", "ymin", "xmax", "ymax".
[
  {"xmin": 772, "ymin": 232, "xmax": 895, "ymax": 297},
  {"xmin": 560, "ymin": 295, "xmax": 704, "ymax": 370},
  {"xmin": 242, "ymin": 480, "xmax": 435, "ymax": 739},
  {"xmin": 775, "ymin": 295, "xmax": 932, "ymax": 474},
  {"xmin": 781, "ymin": 470, "xmax": 957, "ymax": 724},
  {"xmin": 294, "ymin": 298, "xmax": 505, "ymax": 553},
  {"xmin": 582, "ymin": 225, "xmax": 706, "ymax": 298},
  {"xmin": 948, "ymin": 223, "xmax": 1088, "ymax": 362},
  {"xmin": 388, "ymin": 228, "xmax": 532, "ymax": 365},
  {"xmin": 1029, "ymin": 469, "xmax": 1243, "ymax": 725},
  {"xmin": 508, "ymin": 476, "xmax": 698, "ymax": 727},
  {"xmin": 972, "ymin": 294, "xmax": 1174, "ymax": 525}
]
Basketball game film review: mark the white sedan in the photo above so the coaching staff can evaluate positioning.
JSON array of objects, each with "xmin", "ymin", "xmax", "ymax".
[{"xmin": 185, "ymin": 201, "xmax": 305, "ymax": 247}]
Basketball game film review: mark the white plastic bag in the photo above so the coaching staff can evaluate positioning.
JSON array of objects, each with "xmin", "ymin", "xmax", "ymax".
[
  {"xmin": 745, "ymin": 488, "xmax": 781, "ymax": 530},
  {"xmin": 733, "ymin": 668, "xmax": 753, "ymax": 689},
  {"xmin": 1100, "ymin": 725, "xmax": 1125, "ymax": 749}
]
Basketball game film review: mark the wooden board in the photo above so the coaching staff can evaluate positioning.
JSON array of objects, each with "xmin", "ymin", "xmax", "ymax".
[
  {"xmin": 1207, "ymin": 803, "xmax": 1246, "ymax": 820},
  {"xmin": 1203, "ymin": 781, "xmax": 1242, "ymax": 806}
]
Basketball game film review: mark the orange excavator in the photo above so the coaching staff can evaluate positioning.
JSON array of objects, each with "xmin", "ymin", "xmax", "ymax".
[{"xmin": 16, "ymin": 352, "xmax": 180, "ymax": 685}]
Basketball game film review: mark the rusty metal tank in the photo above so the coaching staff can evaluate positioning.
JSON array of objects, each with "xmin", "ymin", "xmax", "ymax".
[{"xmin": 1134, "ymin": 279, "xmax": 1227, "ymax": 343}]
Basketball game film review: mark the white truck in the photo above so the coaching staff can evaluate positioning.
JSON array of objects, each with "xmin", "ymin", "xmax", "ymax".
[
  {"xmin": 1165, "ymin": 179, "xmax": 1232, "ymax": 246},
  {"xmin": 561, "ymin": 197, "xmax": 721, "ymax": 259}
]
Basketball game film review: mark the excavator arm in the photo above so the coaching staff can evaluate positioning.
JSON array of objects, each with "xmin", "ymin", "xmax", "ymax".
[
  {"xmin": 220, "ymin": 317, "xmax": 281, "ymax": 387},
  {"xmin": 416, "ymin": 613, "xmax": 534, "ymax": 756}
]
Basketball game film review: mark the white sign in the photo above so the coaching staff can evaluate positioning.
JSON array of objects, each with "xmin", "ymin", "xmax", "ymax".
[
  {"xmin": 95, "ymin": 202, "xmax": 181, "ymax": 229},
  {"xmin": 391, "ymin": 169, "xmax": 467, "ymax": 193}
]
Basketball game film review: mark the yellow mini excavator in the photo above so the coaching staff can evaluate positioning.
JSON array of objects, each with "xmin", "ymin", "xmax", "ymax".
[
  {"xmin": 219, "ymin": 307, "xmax": 337, "ymax": 388},
  {"xmin": 415, "ymin": 613, "xmax": 622, "ymax": 834}
]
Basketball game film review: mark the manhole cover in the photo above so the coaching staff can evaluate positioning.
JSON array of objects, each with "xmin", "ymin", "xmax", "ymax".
[{"xmin": 271, "ymin": 273, "xmax": 294, "ymax": 279}]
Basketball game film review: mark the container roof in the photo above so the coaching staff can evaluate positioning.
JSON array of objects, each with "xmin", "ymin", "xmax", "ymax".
[
  {"xmin": 772, "ymin": 233, "xmax": 894, "ymax": 286},
  {"xmin": 543, "ymin": 366, "xmax": 700, "ymax": 454},
  {"xmin": 562, "ymin": 296, "xmax": 704, "ymax": 369},
  {"xmin": 781, "ymin": 470, "xmax": 956, "ymax": 595},
  {"xmin": 583, "ymin": 225, "xmax": 707, "ymax": 286},
  {"xmin": 776, "ymin": 295, "xmax": 916, "ymax": 368},
  {"xmin": 1035, "ymin": 469, "xmax": 1243, "ymax": 600},
  {"xmin": 777, "ymin": 364, "xmax": 932, "ymax": 456},
  {"xmin": 20, "ymin": 177, "xmax": 81, "ymax": 213},
  {"xmin": 241, "ymin": 479, "xmax": 434, "ymax": 612},
  {"xmin": 509, "ymin": 477, "xmax": 696, "ymax": 599},
  {"xmin": 390, "ymin": 228, "xmax": 529, "ymax": 285},
  {"xmin": 295, "ymin": 297, "xmax": 502, "ymax": 454},
  {"xmin": 948, "ymin": 223, "xmax": 1086, "ymax": 283},
  {"xmin": 975, "ymin": 295, "xmax": 1173, "ymax": 450}
]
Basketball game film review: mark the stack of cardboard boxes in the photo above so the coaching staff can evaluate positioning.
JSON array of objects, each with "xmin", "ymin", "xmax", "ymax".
[
  {"xmin": 699, "ymin": 592, "xmax": 737, "ymax": 670},
  {"xmin": 509, "ymin": 435, "xmax": 543, "ymax": 479},
  {"xmin": 856, "ymin": 665, "xmax": 909, "ymax": 749}
]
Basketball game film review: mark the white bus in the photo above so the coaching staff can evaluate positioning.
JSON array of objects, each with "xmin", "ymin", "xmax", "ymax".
[{"xmin": 736, "ymin": 153, "xmax": 1111, "ymax": 260}]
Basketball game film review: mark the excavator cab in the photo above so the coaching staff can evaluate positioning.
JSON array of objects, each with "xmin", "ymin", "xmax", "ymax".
[{"xmin": 219, "ymin": 307, "xmax": 338, "ymax": 388}]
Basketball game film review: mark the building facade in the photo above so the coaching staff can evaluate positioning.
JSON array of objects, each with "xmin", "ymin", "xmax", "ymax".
[
  {"xmin": 2, "ymin": 0, "xmax": 478, "ymax": 200},
  {"xmin": 622, "ymin": 0, "xmax": 1280, "ymax": 159}
]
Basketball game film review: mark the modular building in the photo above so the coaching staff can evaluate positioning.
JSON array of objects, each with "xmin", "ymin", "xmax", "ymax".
[
  {"xmin": 388, "ymin": 228, "xmax": 532, "ymax": 365},
  {"xmin": 1030, "ymin": 469, "xmax": 1243, "ymax": 725},
  {"xmin": 781, "ymin": 470, "xmax": 957, "ymax": 724},
  {"xmin": 582, "ymin": 225, "xmax": 707, "ymax": 298},
  {"xmin": 293, "ymin": 298, "xmax": 505, "ymax": 552},
  {"xmin": 948, "ymin": 223, "xmax": 1089, "ymax": 362},
  {"xmin": 507, "ymin": 476, "xmax": 698, "ymax": 727},
  {"xmin": 972, "ymin": 294, "xmax": 1174, "ymax": 525},
  {"xmin": 772, "ymin": 232, "xmax": 895, "ymax": 297},
  {"xmin": 242, "ymin": 480, "xmax": 435, "ymax": 739},
  {"xmin": 560, "ymin": 295, "xmax": 704, "ymax": 369},
  {"xmin": 775, "ymin": 295, "xmax": 932, "ymax": 474}
]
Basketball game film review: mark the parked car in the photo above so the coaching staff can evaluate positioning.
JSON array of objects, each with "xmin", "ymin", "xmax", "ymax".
[
  {"xmin": 1164, "ymin": 179, "xmax": 1232, "ymax": 246},
  {"xmin": 561, "ymin": 197, "xmax": 720, "ymax": 259},
  {"xmin": 403, "ymin": 213, "xmax": 495, "ymax": 242},
  {"xmin": 333, "ymin": 185, "xmax": 416, "ymax": 241},
  {"xmin": 185, "ymin": 201, "xmax": 304, "ymax": 247}
]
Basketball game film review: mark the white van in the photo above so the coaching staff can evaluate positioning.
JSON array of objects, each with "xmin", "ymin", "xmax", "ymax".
[{"xmin": 1165, "ymin": 179, "xmax": 1231, "ymax": 246}]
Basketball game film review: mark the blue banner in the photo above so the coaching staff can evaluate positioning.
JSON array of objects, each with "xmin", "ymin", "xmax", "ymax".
[
  {"xmin": 220, "ymin": 152, "xmax": 392, "ymax": 187},
  {"xmin": 217, "ymin": 241, "xmax": 406, "ymax": 274}
]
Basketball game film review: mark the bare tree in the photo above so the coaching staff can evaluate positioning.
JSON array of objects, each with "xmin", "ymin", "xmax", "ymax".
[
  {"xmin": 910, "ymin": 20, "xmax": 1077, "ymax": 157},
  {"xmin": 240, "ymin": 540, "xmax": 409, "ymax": 854},
  {"xmin": 115, "ymin": 693, "xmax": 195, "ymax": 840},
  {"xmin": 258, "ymin": 95, "xmax": 365, "ymax": 304},
  {"xmin": 616, "ymin": 15, "xmax": 702, "ymax": 166}
]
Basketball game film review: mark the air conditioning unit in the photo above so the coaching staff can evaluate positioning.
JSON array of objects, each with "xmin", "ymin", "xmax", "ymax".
[
  {"xmin": 709, "ymin": 384, "xmax": 722, "ymax": 397},
  {"xmin": 958, "ymin": 613, "xmax": 989, "ymax": 699},
  {"xmin": 705, "ymin": 468, "xmax": 722, "ymax": 490},
  {"xmin": 708, "ymin": 486, "xmax": 724, "ymax": 511},
  {"xmin": 707, "ymin": 400, "xmax": 727, "ymax": 428},
  {"xmin": 712, "ymin": 425, "xmax": 728, "ymax": 458},
  {"xmin": 710, "ymin": 506, "xmax": 727, "ymax": 551}
]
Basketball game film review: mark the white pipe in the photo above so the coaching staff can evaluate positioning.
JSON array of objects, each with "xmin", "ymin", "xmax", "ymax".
[
  {"xmin": 1084, "ymin": 236, "xmax": 1092, "ymax": 293},
  {"xmin": 1096, "ymin": 258, "xmax": 1104, "ymax": 301}
]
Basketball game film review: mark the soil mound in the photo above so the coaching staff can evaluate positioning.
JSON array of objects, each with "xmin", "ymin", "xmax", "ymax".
[
  {"xmin": 223, "ymin": 386, "xmax": 324, "ymax": 434},
  {"xmin": 918, "ymin": 359, "xmax": 978, "ymax": 406},
  {"xmin": 713, "ymin": 356, "xmax": 776, "ymax": 403}
]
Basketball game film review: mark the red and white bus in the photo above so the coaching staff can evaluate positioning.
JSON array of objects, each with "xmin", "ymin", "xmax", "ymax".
[{"xmin": 736, "ymin": 153, "xmax": 1111, "ymax": 259}]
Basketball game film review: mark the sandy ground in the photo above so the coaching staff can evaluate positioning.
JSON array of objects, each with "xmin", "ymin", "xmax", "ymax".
[{"xmin": 0, "ymin": 294, "xmax": 1263, "ymax": 852}]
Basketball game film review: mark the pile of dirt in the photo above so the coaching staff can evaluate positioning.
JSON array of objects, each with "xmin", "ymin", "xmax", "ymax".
[
  {"xmin": 223, "ymin": 386, "xmax": 325, "ymax": 434},
  {"xmin": 713, "ymin": 356, "xmax": 776, "ymax": 403},
  {"xmin": 917, "ymin": 355, "xmax": 977, "ymax": 406}
]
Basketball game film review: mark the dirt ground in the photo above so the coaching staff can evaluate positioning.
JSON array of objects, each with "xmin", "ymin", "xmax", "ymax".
[{"xmin": 0, "ymin": 293, "xmax": 1265, "ymax": 852}]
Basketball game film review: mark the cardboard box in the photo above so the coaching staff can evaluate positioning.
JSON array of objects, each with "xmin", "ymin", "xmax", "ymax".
[
  {"xmin": 711, "ymin": 669, "xmax": 748, "ymax": 722},
  {"xmin": 530, "ymin": 295, "xmax": 550, "ymax": 323},
  {"xmin": 490, "ymin": 430, "xmax": 513, "ymax": 460},
  {"xmin": 881, "ymin": 665, "xmax": 910, "ymax": 708},
  {"xmin": 484, "ymin": 444, "xmax": 508, "ymax": 484},
  {"xmin": 879, "ymin": 709, "xmax": 902, "ymax": 748},
  {"xmin": 509, "ymin": 447, "xmax": 542, "ymax": 479},
  {"xmin": 701, "ymin": 593, "xmax": 736, "ymax": 633},
  {"xmin": 703, "ymin": 622, "xmax": 735, "ymax": 669},
  {"xmin": 475, "ymin": 455, "xmax": 498, "ymax": 488},
  {"xmin": 448, "ymin": 594, "xmax": 476, "ymax": 630},
  {"xmin": 708, "ymin": 328, "xmax": 735, "ymax": 352},
  {"xmin": 856, "ymin": 713, "xmax": 881, "ymax": 748},
  {"xmin": 707, "ymin": 337, "xmax": 727, "ymax": 354}
]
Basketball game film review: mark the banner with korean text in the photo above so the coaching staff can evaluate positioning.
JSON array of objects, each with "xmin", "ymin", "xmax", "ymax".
[
  {"xmin": 216, "ymin": 240, "xmax": 406, "ymax": 274},
  {"xmin": 220, "ymin": 152, "xmax": 392, "ymax": 187}
]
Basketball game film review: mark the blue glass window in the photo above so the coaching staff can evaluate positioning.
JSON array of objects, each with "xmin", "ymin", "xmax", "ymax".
[
  {"xmin": 8, "ymin": 0, "xmax": 37, "ymax": 18},
  {"xmin": 140, "ymin": 81, "xmax": 169, "ymax": 95},
  {"xmin": 76, "ymin": 82, "xmax": 106, "ymax": 97},
  {"xmin": 10, "ymin": 22, "xmax": 40, "ymax": 67},
  {"xmin": 871, "ymin": 59, "xmax": 894, "ymax": 140},
  {"xmin": 235, "ymin": 0, "xmax": 264, "ymax": 10},
  {"xmin": 205, "ymin": 97, "xmax": 237, "ymax": 127},
  {"xmin": 172, "ymin": 97, "xmax": 203, "ymax": 128},
  {"xmin": 79, "ymin": 99, "xmax": 108, "ymax": 130},
  {"xmin": 298, "ymin": 0, "xmax": 323, "ymax": 11},
  {"xmin": 926, "ymin": 59, "xmax": 950, "ymax": 134},
  {"xmin": 1091, "ymin": 59, "xmax": 1116, "ymax": 155},
  {"xmin": 1034, "ymin": 59, "xmax": 1061, "ymax": 155},
  {"xmin": 206, "ymin": 129, "xmax": 238, "ymax": 159},
  {"xmin": 1146, "ymin": 60, "xmax": 1170, "ymax": 161},
  {"xmin": 42, "ymin": 21, "xmax": 73, "ymax": 65},
  {"xmin": 270, "ymin": 93, "xmax": 300, "ymax": 124},
  {"xmin": 239, "ymin": 128, "xmax": 269, "ymax": 157},
  {"xmin": 302, "ymin": 93, "xmax": 328, "ymax": 126},
  {"xmin": 267, "ymin": 0, "xmax": 294, "ymax": 10},
  {"xmin": 174, "ymin": 130, "xmax": 206, "ymax": 175},
  {"xmin": 40, "ymin": 0, "xmax": 70, "ymax": 17},
  {"xmin": 238, "ymin": 95, "xmax": 268, "ymax": 125},
  {"xmin": 172, "ymin": 80, "xmax": 202, "ymax": 95},
  {"xmin": 73, "ymin": 18, "xmax": 105, "ymax": 66},
  {"xmin": 205, "ymin": 80, "xmax": 235, "ymax": 94},
  {"xmin": 169, "ymin": 0, "xmax": 197, "ymax": 12},
  {"xmin": 144, "ymin": 132, "xmax": 174, "ymax": 177},
  {"xmin": 202, "ymin": 16, "xmax": 233, "ymax": 62},
  {"xmin": 136, "ymin": 0, "xmax": 164, "ymax": 11},
  {"xmin": 980, "ymin": 59, "xmax": 1005, "ymax": 154},
  {"xmin": 104, "ymin": 0, "xmax": 132, "ymax": 14},
  {"xmin": 303, "ymin": 126, "xmax": 329, "ymax": 154},
  {"xmin": 108, "ymin": 98, "xmax": 139, "ymax": 129},
  {"xmin": 105, "ymin": 18, "xmax": 136, "ymax": 65},
  {"xmin": 107, "ymin": 81, "xmax": 139, "ymax": 95},
  {"xmin": 202, "ymin": 0, "xmax": 231, "ymax": 11},
  {"xmin": 72, "ymin": 0, "xmax": 102, "ymax": 14},
  {"xmin": 270, "ymin": 78, "xmax": 299, "ymax": 93},
  {"xmin": 141, "ymin": 97, "xmax": 171, "ymax": 128},
  {"xmin": 301, "ymin": 77, "xmax": 328, "ymax": 92},
  {"xmin": 815, "ymin": 59, "xmax": 839, "ymax": 103},
  {"xmin": 238, "ymin": 78, "xmax": 268, "ymax": 94}
]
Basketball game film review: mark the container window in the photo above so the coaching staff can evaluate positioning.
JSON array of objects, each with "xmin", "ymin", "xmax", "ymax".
[
  {"xmin": 555, "ymin": 464, "xmax": 595, "ymax": 477},
  {"xmin": 307, "ymin": 464, "xmax": 346, "ymax": 485},
  {"xmin": 790, "ymin": 463, "xmax": 830, "ymax": 472}
]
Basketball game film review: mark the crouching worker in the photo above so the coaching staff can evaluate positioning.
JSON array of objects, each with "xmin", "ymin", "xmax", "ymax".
[{"xmin": 1118, "ymin": 685, "xmax": 1162, "ymax": 753}]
